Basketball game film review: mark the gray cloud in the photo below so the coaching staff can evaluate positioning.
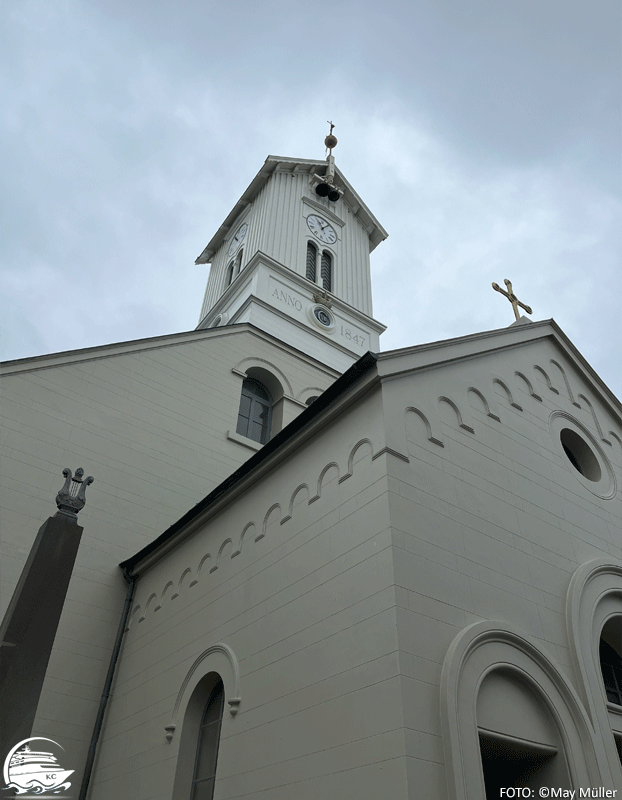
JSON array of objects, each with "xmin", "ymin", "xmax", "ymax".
[{"xmin": 2, "ymin": 0, "xmax": 620, "ymax": 396}]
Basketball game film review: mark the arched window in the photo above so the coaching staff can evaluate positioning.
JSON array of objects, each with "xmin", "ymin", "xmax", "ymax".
[
  {"xmin": 321, "ymin": 250, "xmax": 332, "ymax": 291},
  {"xmin": 236, "ymin": 378, "xmax": 272, "ymax": 444},
  {"xmin": 225, "ymin": 261, "xmax": 235, "ymax": 287},
  {"xmin": 306, "ymin": 241, "xmax": 317, "ymax": 282},
  {"xmin": 235, "ymin": 248, "xmax": 244, "ymax": 276},
  {"xmin": 477, "ymin": 669, "xmax": 571, "ymax": 797},
  {"xmin": 190, "ymin": 679, "xmax": 224, "ymax": 800},
  {"xmin": 600, "ymin": 618, "xmax": 622, "ymax": 705}
]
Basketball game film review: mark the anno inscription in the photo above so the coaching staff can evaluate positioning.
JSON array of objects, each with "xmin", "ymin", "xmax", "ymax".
[{"xmin": 271, "ymin": 287, "xmax": 303, "ymax": 312}]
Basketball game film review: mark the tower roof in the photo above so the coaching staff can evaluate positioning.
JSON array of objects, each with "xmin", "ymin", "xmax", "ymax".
[{"xmin": 194, "ymin": 155, "xmax": 388, "ymax": 265}]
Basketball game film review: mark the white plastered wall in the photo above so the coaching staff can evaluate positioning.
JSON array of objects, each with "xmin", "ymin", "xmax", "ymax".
[
  {"xmin": 0, "ymin": 325, "xmax": 338, "ymax": 791},
  {"xmin": 377, "ymin": 335, "xmax": 622, "ymax": 796},
  {"xmin": 88, "ymin": 387, "xmax": 410, "ymax": 800}
]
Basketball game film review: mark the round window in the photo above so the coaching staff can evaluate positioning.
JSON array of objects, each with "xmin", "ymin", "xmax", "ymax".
[
  {"xmin": 559, "ymin": 428, "xmax": 601, "ymax": 482},
  {"xmin": 313, "ymin": 306, "xmax": 333, "ymax": 327},
  {"xmin": 549, "ymin": 412, "xmax": 615, "ymax": 500}
]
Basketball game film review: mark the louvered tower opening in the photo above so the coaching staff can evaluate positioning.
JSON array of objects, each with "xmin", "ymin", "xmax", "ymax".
[
  {"xmin": 321, "ymin": 251, "xmax": 332, "ymax": 291},
  {"xmin": 306, "ymin": 242, "xmax": 317, "ymax": 282}
]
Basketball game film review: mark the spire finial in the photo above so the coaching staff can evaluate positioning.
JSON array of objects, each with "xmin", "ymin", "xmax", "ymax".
[{"xmin": 324, "ymin": 121, "xmax": 338, "ymax": 155}]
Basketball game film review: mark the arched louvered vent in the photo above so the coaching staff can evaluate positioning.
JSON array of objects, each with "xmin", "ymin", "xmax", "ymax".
[
  {"xmin": 306, "ymin": 241, "xmax": 317, "ymax": 282},
  {"xmin": 321, "ymin": 250, "xmax": 332, "ymax": 291}
]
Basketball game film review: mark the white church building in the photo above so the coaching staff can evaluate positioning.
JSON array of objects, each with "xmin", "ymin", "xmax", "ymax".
[{"xmin": 2, "ymin": 144, "xmax": 622, "ymax": 799}]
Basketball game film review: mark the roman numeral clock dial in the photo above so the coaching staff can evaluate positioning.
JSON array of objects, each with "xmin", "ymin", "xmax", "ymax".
[{"xmin": 307, "ymin": 214, "xmax": 337, "ymax": 244}]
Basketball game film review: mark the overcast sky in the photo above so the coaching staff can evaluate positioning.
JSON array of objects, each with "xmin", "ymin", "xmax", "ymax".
[{"xmin": 2, "ymin": 0, "xmax": 621, "ymax": 397}]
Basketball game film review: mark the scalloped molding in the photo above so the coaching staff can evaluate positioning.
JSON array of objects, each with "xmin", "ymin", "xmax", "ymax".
[
  {"xmin": 400, "ymin": 359, "xmax": 620, "ymax": 483},
  {"xmin": 130, "ymin": 435, "xmax": 386, "ymax": 626}
]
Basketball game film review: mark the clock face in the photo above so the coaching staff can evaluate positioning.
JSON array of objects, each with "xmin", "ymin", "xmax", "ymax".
[
  {"xmin": 227, "ymin": 223, "xmax": 248, "ymax": 257},
  {"xmin": 306, "ymin": 215, "xmax": 337, "ymax": 244}
]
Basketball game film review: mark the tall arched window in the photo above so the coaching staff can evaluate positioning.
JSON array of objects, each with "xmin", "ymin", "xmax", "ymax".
[
  {"xmin": 477, "ymin": 669, "xmax": 571, "ymax": 797},
  {"xmin": 321, "ymin": 250, "xmax": 332, "ymax": 291},
  {"xmin": 236, "ymin": 378, "xmax": 272, "ymax": 444},
  {"xmin": 306, "ymin": 241, "xmax": 317, "ymax": 282},
  {"xmin": 190, "ymin": 679, "xmax": 224, "ymax": 799}
]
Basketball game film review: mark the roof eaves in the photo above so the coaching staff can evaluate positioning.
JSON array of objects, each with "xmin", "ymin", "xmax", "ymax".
[{"xmin": 119, "ymin": 350, "xmax": 379, "ymax": 575}]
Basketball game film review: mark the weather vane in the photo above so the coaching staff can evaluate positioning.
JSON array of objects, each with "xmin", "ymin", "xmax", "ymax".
[{"xmin": 492, "ymin": 278, "xmax": 533, "ymax": 322}]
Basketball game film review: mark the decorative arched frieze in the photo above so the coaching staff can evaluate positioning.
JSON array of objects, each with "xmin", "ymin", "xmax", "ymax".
[
  {"xmin": 310, "ymin": 462, "xmax": 340, "ymax": 503},
  {"xmin": 257, "ymin": 503, "xmax": 282, "ymax": 542},
  {"xmin": 534, "ymin": 364, "xmax": 560, "ymax": 395},
  {"xmin": 566, "ymin": 559, "xmax": 622, "ymax": 783},
  {"xmin": 168, "ymin": 642, "xmax": 242, "ymax": 742},
  {"xmin": 577, "ymin": 394, "xmax": 612, "ymax": 446},
  {"xmin": 491, "ymin": 377, "xmax": 523, "ymax": 411},
  {"xmin": 281, "ymin": 483, "xmax": 310, "ymax": 524},
  {"xmin": 127, "ymin": 604, "xmax": 141, "ymax": 631},
  {"xmin": 197, "ymin": 553, "xmax": 212, "ymax": 577},
  {"xmin": 231, "ymin": 357, "xmax": 293, "ymax": 398},
  {"xmin": 438, "ymin": 396, "xmax": 475, "ymax": 434},
  {"xmin": 550, "ymin": 359, "xmax": 581, "ymax": 408},
  {"xmin": 466, "ymin": 386, "xmax": 501, "ymax": 421},
  {"xmin": 211, "ymin": 538, "xmax": 233, "ymax": 572},
  {"xmin": 441, "ymin": 620, "xmax": 608, "ymax": 800},
  {"xmin": 404, "ymin": 406, "xmax": 444, "ymax": 447},
  {"xmin": 514, "ymin": 371, "xmax": 542, "ymax": 402},
  {"xmin": 143, "ymin": 593, "xmax": 157, "ymax": 619},
  {"xmin": 155, "ymin": 581, "xmax": 174, "ymax": 612},
  {"xmin": 371, "ymin": 446, "xmax": 409, "ymax": 462},
  {"xmin": 339, "ymin": 438, "xmax": 374, "ymax": 483},
  {"xmin": 130, "ymin": 436, "xmax": 395, "ymax": 630},
  {"xmin": 232, "ymin": 521, "xmax": 256, "ymax": 557},
  {"xmin": 172, "ymin": 567, "xmax": 193, "ymax": 600}
]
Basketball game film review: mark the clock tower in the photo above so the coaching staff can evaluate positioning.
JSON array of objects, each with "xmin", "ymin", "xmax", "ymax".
[{"xmin": 194, "ymin": 146, "xmax": 387, "ymax": 371}]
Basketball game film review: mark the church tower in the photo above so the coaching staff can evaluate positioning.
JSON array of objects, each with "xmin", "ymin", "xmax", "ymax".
[{"xmin": 194, "ymin": 133, "xmax": 387, "ymax": 372}]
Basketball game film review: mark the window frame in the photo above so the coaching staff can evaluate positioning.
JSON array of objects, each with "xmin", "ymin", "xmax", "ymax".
[
  {"xmin": 190, "ymin": 678, "xmax": 224, "ymax": 800},
  {"xmin": 236, "ymin": 377, "xmax": 273, "ymax": 444}
]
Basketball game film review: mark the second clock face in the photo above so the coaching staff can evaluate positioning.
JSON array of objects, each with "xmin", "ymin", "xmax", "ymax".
[
  {"xmin": 307, "ymin": 214, "xmax": 337, "ymax": 244},
  {"xmin": 227, "ymin": 223, "xmax": 248, "ymax": 257}
]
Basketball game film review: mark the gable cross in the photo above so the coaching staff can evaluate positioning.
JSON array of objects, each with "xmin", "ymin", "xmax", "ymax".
[{"xmin": 492, "ymin": 278, "xmax": 533, "ymax": 321}]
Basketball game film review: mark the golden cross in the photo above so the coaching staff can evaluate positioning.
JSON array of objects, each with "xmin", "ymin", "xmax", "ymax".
[
  {"xmin": 327, "ymin": 120, "xmax": 335, "ymax": 135},
  {"xmin": 492, "ymin": 278, "xmax": 533, "ymax": 321}
]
